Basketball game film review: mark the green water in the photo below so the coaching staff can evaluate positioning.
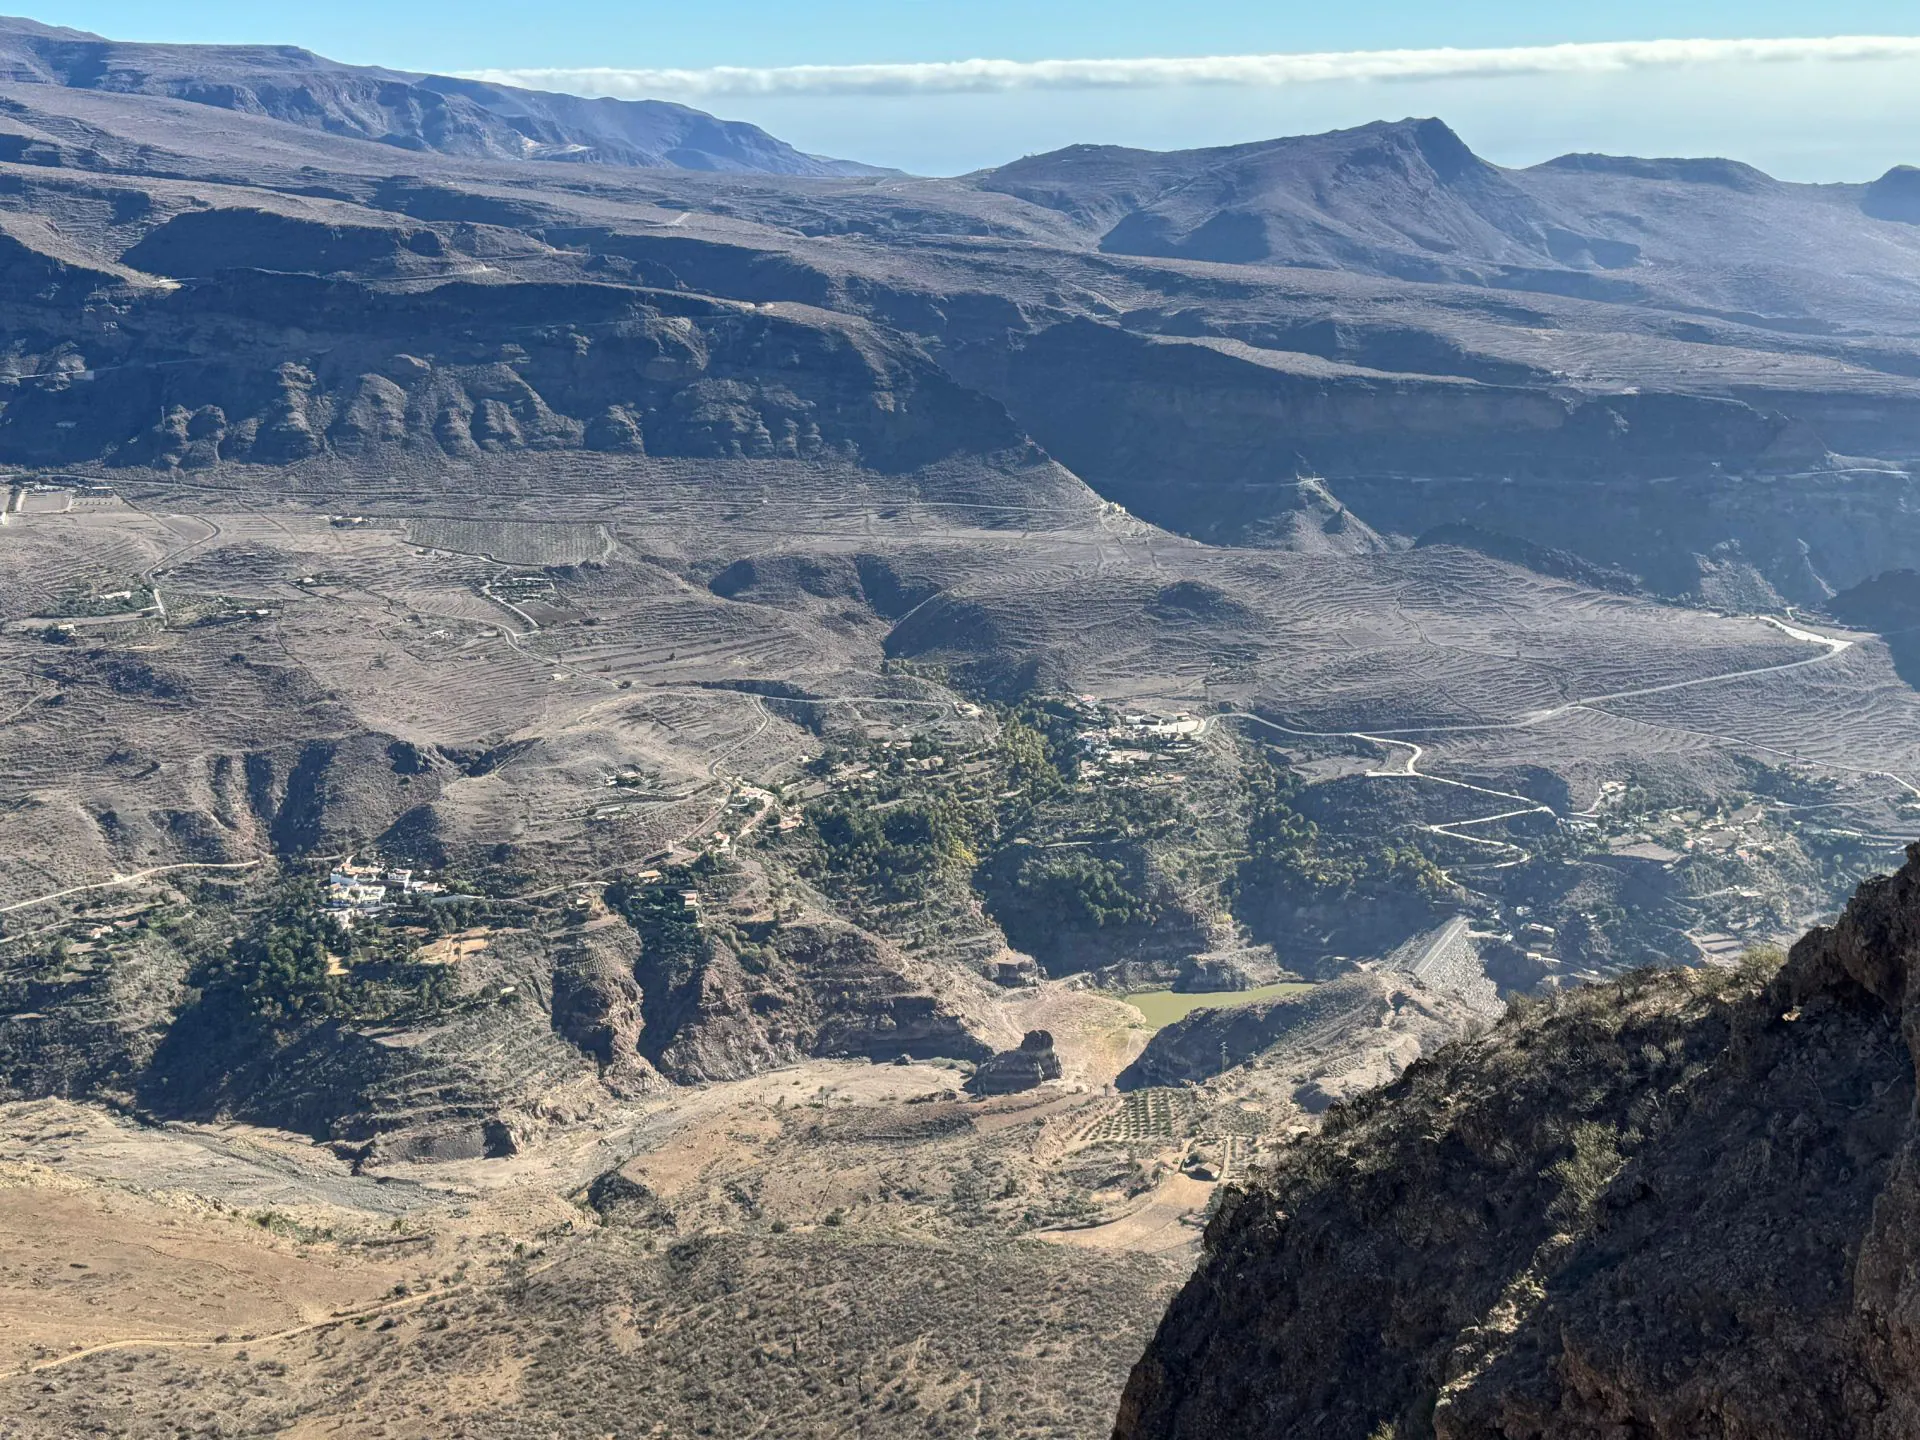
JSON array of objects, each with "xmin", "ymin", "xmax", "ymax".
[{"xmin": 1121, "ymin": 982, "xmax": 1315, "ymax": 1029}]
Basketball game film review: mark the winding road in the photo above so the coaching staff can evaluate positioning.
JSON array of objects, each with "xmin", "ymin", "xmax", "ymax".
[
  {"xmin": 1217, "ymin": 613, "xmax": 1878, "ymax": 870},
  {"xmin": 0, "ymin": 608, "xmax": 1877, "ymax": 918}
]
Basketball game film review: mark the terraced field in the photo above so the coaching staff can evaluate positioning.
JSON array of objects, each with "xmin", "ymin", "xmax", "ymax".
[
  {"xmin": 405, "ymin": 517, "xmax": 612, "ymax": 565},
  {"xmin": 5, "ymin": 471, "xmax": 1913, "ymax": 921}
]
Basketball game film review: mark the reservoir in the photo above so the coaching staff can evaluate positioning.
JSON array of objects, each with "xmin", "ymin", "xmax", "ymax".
[{"xmin": 1120, "ymin": 982, "xmax": 1315, "ymax": 1029}]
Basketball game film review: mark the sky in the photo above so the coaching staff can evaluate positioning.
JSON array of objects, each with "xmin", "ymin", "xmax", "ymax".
[{"xmin": 37, "ymin": 2, "xmax": 1920, "ymax": 178}]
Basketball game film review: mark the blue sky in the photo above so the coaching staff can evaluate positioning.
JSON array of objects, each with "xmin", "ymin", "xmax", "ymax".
[
  {"xmin": 45, "ymin": 2, "xmax": 1920, "ymax": 69},
  {"xmin": 37, "ymin": 3, "xmax": 1920, "ymax": 178}
]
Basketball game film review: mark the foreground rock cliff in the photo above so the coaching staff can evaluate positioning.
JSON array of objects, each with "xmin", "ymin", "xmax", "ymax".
[{"xmin": 1115, "ymin": 845, "xmax": 1920, "ymax": 1440}]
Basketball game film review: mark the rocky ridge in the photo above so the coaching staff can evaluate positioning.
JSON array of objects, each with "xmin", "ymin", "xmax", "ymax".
[{"xmin": 1115, "ymin": 845, "xmax": 1920, "ymax": 1439}]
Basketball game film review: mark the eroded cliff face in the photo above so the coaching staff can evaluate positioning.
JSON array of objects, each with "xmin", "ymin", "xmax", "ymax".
[
  {"xmin": 987, "ymin": 322, "xmax": 1819, "ymax": 484},
  {"xmin": 960, "ymin": 318, "xmax": 1912, "ymax": 598},
  {"xmin": 0, "ymin": 269, "xmax": 1026, "ymax": 476},
  {"xmin": 631, "ymin": 916, "xmax": 992, "ymax": 1084},
  {"xmin": 1115, "ymin": 844, "xmax": 1920, "ymax": 1440}
]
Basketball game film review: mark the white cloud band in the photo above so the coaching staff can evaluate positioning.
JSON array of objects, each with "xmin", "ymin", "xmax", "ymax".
[{"xmin": 463, "ymin": 35, "xmax": 1920, "ymax": 100}]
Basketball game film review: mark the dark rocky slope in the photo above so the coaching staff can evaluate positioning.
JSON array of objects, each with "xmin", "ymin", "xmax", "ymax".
[
  {"xmin": 979, "ymin": 320, "xmax": 1828, "ymax": 544},
  {"xmin": 1830, "ymin": 568, "xmax": 1920, "ymax": 686},
  {"xmin": 1116, "ymin": 974, "xmax": 1456, "ymax": 1092},
  {"xmin": 1115, "ymin": 846, "xmax": 1920, "ymax": 1440}
]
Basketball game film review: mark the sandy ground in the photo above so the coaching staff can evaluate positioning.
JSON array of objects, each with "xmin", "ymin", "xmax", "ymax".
[
  {"xmin": 0, "ymin": 1167, "xmax": 417, "ymax": 1372},
  {"xmin": 1043, "ymin": 1174, "xmax": 1215, "ymax": 1257},
  {"xmin": 0, "ymin": 1038, "xmax": 1213, "ymax": 1385}
]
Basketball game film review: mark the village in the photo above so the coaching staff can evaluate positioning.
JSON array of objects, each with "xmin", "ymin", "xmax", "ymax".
[
  {"xmin": 1069, "ymin": 700, "xmax": 1206, "ymax": 778},
  {"xmin": 326, "ymin": 855, "xmax": 449, "ymax": 925}
]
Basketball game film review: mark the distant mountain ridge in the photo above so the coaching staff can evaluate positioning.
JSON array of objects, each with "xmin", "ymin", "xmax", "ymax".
[
  {"xmin": 981, "ymin": 117, "xmax": 1549, "ymax": 274},
  {"xmin": 976, "ymin": 117, "xmax": 1920, "ymax": 318},
  {"xmin": 0, "ymin": 14, "xmax": 888, "ymax": 177}
]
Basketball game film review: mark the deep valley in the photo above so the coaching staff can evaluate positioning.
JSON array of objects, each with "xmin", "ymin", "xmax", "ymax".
[{"xmin": 5, "ymin": 12, "xmax": 1920, "ymax": 1438}]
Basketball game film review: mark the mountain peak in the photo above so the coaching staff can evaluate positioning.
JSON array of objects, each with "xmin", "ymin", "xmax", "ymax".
[
  {"xmin": 0, "ymin": 15, "xmax": 105, "ymax": 40},
  {"xmin": 1367, "ymin": 116, "xmax": 1484, "ymax": 182}
]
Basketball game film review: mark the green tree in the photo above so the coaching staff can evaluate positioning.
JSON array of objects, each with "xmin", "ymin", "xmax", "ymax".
[{"xmin": 1010, "ymin": 852, "xmax": 1155, "ymax": 930}]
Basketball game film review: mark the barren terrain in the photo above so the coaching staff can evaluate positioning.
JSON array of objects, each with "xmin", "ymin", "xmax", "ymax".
[{"xmin": 3, "ymin": 13, "xmax": 1920, "ymax": 1438}]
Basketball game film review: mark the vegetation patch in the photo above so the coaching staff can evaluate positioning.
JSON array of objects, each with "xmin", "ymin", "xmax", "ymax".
[{"xmin": 178, "ymin": 879, "xmax": 460, "ymax": 1033}]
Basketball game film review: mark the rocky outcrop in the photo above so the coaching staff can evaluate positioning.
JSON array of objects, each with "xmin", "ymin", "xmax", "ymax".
[
  {"xmin": 0, "ymin": 272, "xmax": 1028, "ymax": 476},
  {"xmin": 626, "ymin": 908, "xmax": 993, "ymax": 1084},
  {"xmin": 1115, "ymin": 845, "xmax": 1920, "ymax": 1440},
  {"xmin": 550, "ymin": 921, "xmax": 661, "ymax": 1099},
  {"xmin": 582, "ymin": 1170, "xmax": 678, "ymax": 1230},
  {"xmin": 967, "ymin": 1030, "xmax": 1063, "ymax": 1095},
  {"xmin": 1830, "ymin": 568, "xmax": 1920, "ymax": 686}
]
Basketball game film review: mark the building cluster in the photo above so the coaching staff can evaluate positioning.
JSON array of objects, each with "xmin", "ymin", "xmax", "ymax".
[
  {"xmin": 1075, "ymin": 706, "xmax": 1205, "ymax": 772},
  {"xmin": 326, "ymin": 855, "xmax": 446, "ymax": 924}
]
